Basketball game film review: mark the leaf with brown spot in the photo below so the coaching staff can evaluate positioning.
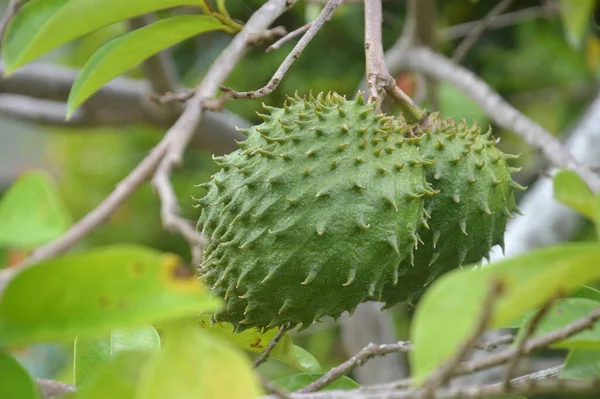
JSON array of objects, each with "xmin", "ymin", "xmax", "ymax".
[{"xmin": 0, "ymin": 245, "xmax": 221, "ymax": 347}]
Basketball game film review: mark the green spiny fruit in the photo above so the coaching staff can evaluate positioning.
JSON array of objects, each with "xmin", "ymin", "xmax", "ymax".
[
  {"xmin": 196, "ymin": 93, "xmax": 434, "ymax": 331},
  {"xmin": 380, "ymin": 114, "xmax": 523, "ymax": 307}
]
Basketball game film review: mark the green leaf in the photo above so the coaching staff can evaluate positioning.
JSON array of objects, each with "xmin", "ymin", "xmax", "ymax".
[
  {"xmin": 559, "ymin": 0, "xmax": 595, "ymax": 49},
  {"xmin": 293, "ymin": 345, "xmax": 322, "ymax": 373},
  {"xmin": 136, "ymin": 322, "xmax": 262, "ymax": 399},
  {"xmin": 572, "ymin": 286, "xmax": 600, "ymax": 302},
  {"xmin": 561, "ymin": 349, "xmax": 600, "ymax": 379},
  {"xmin": 67, "ymin": 15, "xmax": 228, "ymax": 117},
  {"xmin": 410, "ymin": 243, "xmax": 600, "ymax": 384},
  {"xmin": 74, "ymin": 325, "xmax": 160, "ymax": 385},
  {"xmin": 0, "ymin": 245, "xmax": 221, "ymax": 347},
  {"xmin": 2, "ymin": 0, "xmax": 207, "ymax": 72},
  {"xmin": 0, "ymin": 169, "xmax": 71, "ymax": 249},
  {"xmin": 272, "ymin": 373, "xmax": 359, "ymax": 391},
  {"xmin": 553, "ymin": 169, "xmax": 597, "ymax": 220},
  {"xmin": 0, "ymin": 351, "xmax": 37, "ymax": 399},
  {"xmin": 197, "ymin": 314, "xmax": 300, "ymax": 369},
  {"xmin": 73, "ymin": 350, "xmax": 150, "ymax": 399},
  {"xmin": 523, "ymin": 298, "xmax": 600, "ymax": 350}
]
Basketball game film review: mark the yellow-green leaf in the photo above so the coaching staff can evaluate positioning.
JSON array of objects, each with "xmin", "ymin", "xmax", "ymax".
[
  {"xmin": 74, "ymin": 326, "xmax": 160, "ymax": 385},
  {"xmin": 410, "ymin": 243, "xmax": 600, "ymax": 384},
  {"xmin": 559, "ymin": 0, "xmax": 595, "ymax": 49},
  {"xmin": 0, "ymin": 351, "xmax": 37, "ymax": 399},
  {"xmin": 136, "ymin": 322, "xmax": 262, "ymax": 399},
  {"xmin": 0, "ymin": 245, "xmax": 221, "ymax": 347},
  {"xmin": 553, "ymin": 169, "xmax": 597, "ymax": 221},
  {"xmin": 197, "ymin": 314, "xmax": 300, "ymax": 369},
  {"xmin": 2, "ymin": 0, "xmax": 207, "ymax": 72},
  {"xmin": 67, "ymin": 15, "xmax": 228, "ymax": 117},
  {"xmin": 0, "ymin": 170, "xmax": 71, "ymax": 250}
]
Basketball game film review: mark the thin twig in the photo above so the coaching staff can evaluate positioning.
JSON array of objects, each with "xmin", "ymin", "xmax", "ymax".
[
  {"xmin": 452, "ymin": 0, "xmax": 516, "ymax": 63},
  {"xmin": 501, "ymin": 296, "xmax": 555, "ymax": 387},
  {"xmin": 298, "ymin": 340, "xmax": 413, "ymax": 393},
  {"xmin": 149, "ymin": 0, "xmax": 297, "ymax": 267},
  {"xmin": 421, "ymin": 280, "xmax": 504, "ymax": 396},
  {"xmin": 377, "ymin": 306, "xmax": 600, "ymax": 391},
  {"xmin": 261, "ymin": 377, "xmax": 293, "ymax": 399},
  {"xmin": 0, "ymin": 0, "xmax": 20, "ymax": 49},
  {"xmin": 363, "ymin": 0, "xmax": 388, "ymax": 105},
  {"xmin": 363, "ymin": 0, "xmax": 425, "ymax": 123},
  {"xmin": 6, "ymin": 0, "xmax": 296, "ymax": 276},
  {"xmin": 247, "ymin": 26, "xmax": 288, "ymax": 46},
  {"xmin": 221, "ymin": 0, "xmax": 344, "ymax": 100},
  {"xmin": 509, "ymin": 364, "xmax": 563, "ymax": 383},
  {"xmin": 253, "ymin": 324, "xmax": 292, "ymax": 368},
  {"xmin": 151, "ymin": 89, "xmax": 195, "ymax": 104},
  {"xmin": 474, "ymin": 334, "xmax": 514, "ymax": 351},
  {"xmin": 440, "ymin": 4, "xmax": 559, "ymax": 41},
  {"xmin": 266, "ymin": 22, "xmax": 312, "ymax": 52}
]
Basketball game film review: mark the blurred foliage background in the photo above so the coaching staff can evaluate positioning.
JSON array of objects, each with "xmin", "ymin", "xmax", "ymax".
[{"xmin": 1, "ymin": 0, "xmax": 600, "ymax": 395}]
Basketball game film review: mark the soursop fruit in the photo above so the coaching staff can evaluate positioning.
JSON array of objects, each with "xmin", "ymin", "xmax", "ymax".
[
  {"xmin": 196, "ymin": 93, "xmax": 435, "ymax": 331},
  {"xmin": 380, "ymin": 115, "xmax": 523, "ymax": 307}
]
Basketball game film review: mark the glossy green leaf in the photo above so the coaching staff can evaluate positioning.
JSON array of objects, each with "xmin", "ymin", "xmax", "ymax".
[
  {"xmin": 197, "ymin": 314, "xmax": 299, "ymax": 369},
  {"xmin": 553, "ymin": 169, "xmax": 597, "ymax": 220},
  {"xmin": 74, "ymin": 325, "xmax": 160, "ymax": 385},
  {"xmin": 0, "ymin": 169, "xmax": 71, "ymax": 249},
  {"xmin": 0, "ymin": 351, "xmax": 37, "ymax": 399},
  {"xmin": 67, "ymin": 15, "xmax": 228, "ymax": 117},
  {"xmin": 561, "ymin": 349, "xmax": 600, "ymax": 379},
  {"xmin": 73, "ymin": 350, "xmax": 150, "ymax": 399},
  {"xmin": 294, "ymin": 345, "xmax": 322, "ymax": 373},
  {"xmin": 559, "ymin": 0, "xmax": 595, "ymax": 49},
  {"xmin": 137, "ymin": 322, "xmax": 262, "ymax": 399},
  {"xmin": 2, "ymin": 0, "xmax": 207, "ymax": 72},
  {"xmin": 272, "ymin": 373, "xmax": 359, "ymax": 391},
  {"xmin": 0, "ymin": 245, "xmax": 221, "ymax": 347},
  {"xmin": 524, "ymin": 298, "xmax": 600, "ymax": 349},
  {"xmin": 410, "ymin": 243, "xmax": 600, "ymax": 384}
]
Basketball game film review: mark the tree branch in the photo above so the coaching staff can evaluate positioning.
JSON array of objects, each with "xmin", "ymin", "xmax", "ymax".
[
  {"xmin": 0, "ymin": 63, "xmax": 248, "ymax": 155},
  {"xmin": 298, "ymin": 340, "xmax": 412, "ymax": 393},
  {"xmin": 452, "ymin": 0, "xmax": 516, "ymax": 63},
  {"xmin": 253, "ymin": 324, "xmax": 292, "ymax": 368},
  {"xmin": 222, "ymin": 0, "xmax": 344, "ymax": 100}
]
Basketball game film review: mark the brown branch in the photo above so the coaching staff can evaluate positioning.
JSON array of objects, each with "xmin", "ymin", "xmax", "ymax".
[
  {"xmin": 253, "ymin": 324, "xmax": 292, "ymax": 368},
  {"xmin": 266, "ymin": 22, "xmax": 311, "ymax": 52},
  {"xmin": 151, "ymin": 89, "xmax": 195, "ymax": 104},
  {"xmin": 298, "ymin": 340, "xmax": 412, "ymax": 393},
  {"xmin": 2, "ymin": 0, "xmax": 296, "ymax": 277},
  {"xmin": 247, "ymin": 26, "xmax": 287, "ymax": 46},
  {"xmin": 0, "ymin": 63, "xmax": 247, "ymax": 155},
  {"xmin": 395, "ymin": 46, "xmax": 600, "ymax": 192},
  {"xmin": 221, "ymin": 0, "xmax": 343, "ymax": 100},
  {"xmin": 501, "ymin": 297, "xmax": 554, "ymax": 387},
  {"xmin": 363, "ymin": 0, "xmax": 387, "ymax": 105},
  {"xmin": 151, "ymin": 0, "xmax": 298, "ymax": 266},
  {"xmin": 452, "ymin": 0, "xmax": 516, "ymax": 63}
]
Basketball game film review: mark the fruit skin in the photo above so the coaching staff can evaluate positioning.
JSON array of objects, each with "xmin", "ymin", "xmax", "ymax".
[
  {"xmin": 196, "ymin": 93, "xmax": 433, "ymax": 331},
  {"xmin": 380, "ymin": 114, "xmax": 523, "ymax": 307}
]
